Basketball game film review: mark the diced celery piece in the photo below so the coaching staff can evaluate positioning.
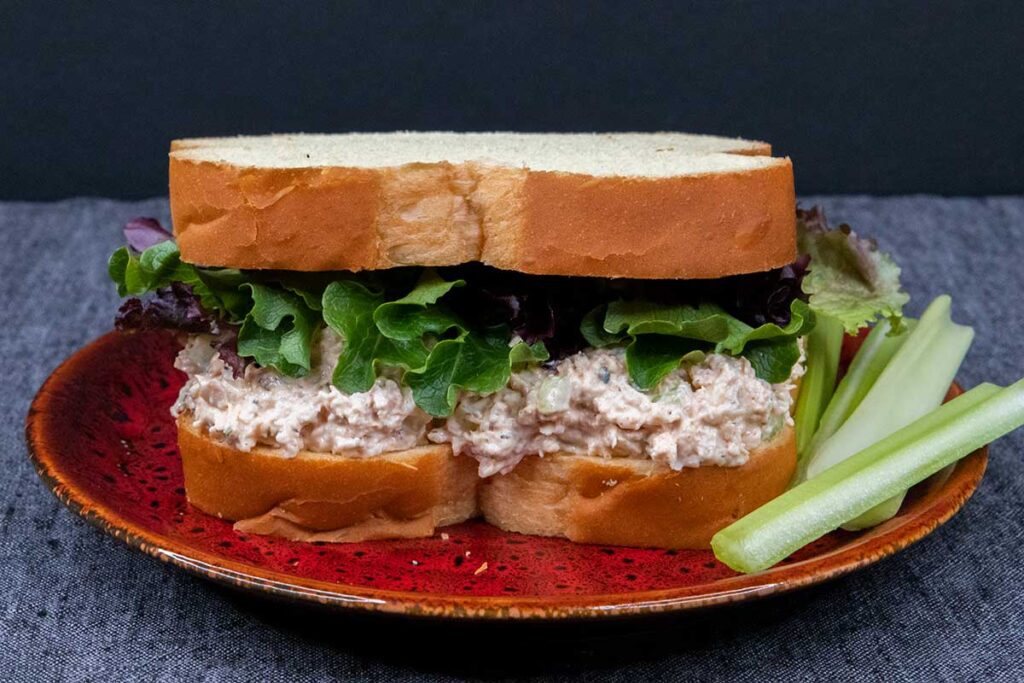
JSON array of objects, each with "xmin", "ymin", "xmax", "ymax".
[{"xmin": 536, "ymin": 376, "xmax": 571, "ymax": 414}]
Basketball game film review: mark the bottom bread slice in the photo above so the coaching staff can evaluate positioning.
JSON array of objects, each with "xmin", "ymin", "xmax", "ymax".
[
  {"xmin": 479, "ymin": 426, "xmax": 796, "ymax": 549},
  {"xmin": 177, "ymin": 416, "xmax": 478, "ymax": 542},
  {"xmin": 178, "ymin": 416, "xmax": 794, "ymax": 548}
]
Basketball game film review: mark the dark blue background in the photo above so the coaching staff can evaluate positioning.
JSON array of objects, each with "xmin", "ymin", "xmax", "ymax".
[{"xmin": 2, "ymin": 0, "xmax": 1022, "ymax": 199}]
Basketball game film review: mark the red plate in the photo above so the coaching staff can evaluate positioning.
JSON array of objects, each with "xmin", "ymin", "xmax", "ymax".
[{"xmin": 26, "ymin": 331, "xmax": 987, "ymax": 619}]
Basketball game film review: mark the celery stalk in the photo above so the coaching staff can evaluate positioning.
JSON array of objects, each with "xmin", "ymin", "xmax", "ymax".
[
  {"xmin": 842, "ymin": 304, "xmax": 974, "ymax": 528},
  {"xmin": 844, "ymin": 487, "xmax": 907, "ymax": 530},
  {"xmin": 711, "ymin": 381, "xmax": 1022, "ymax": 574},
  {"xmin": 804, "ymin": 318, "xmax": 912, "ymax": 458},
  {"xmin": 804, "ymin": 296, "xmax": 973, "ymax": 482},
  {"xmin": 793, "ymin": 314, "xmax": 845, "ymax": 457}
]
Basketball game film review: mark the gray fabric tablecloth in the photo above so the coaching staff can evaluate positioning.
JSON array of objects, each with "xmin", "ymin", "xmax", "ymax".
[{"xmin": 2, "ymin": 197, "xmax": 1022, "ymax": 682}]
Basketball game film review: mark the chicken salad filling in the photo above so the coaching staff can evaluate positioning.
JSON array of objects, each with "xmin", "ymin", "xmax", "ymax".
[{"xmin": 173, "ymin": 330, "xmax": 803, "ymax": 476}]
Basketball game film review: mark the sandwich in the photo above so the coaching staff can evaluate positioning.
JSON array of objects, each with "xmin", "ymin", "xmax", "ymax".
[{"xmin": 107, "ymin": 132, "xmax": 907, "ymax": 548}]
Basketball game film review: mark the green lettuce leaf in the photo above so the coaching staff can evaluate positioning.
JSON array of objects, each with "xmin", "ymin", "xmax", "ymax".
[
  {"xmin": 322, "ymin": 280, "xmax": 429, "ymax": 392},
  {"xmin": 373, "ymin": 271, "xmax": 465, "ymax": 340},
  {"xmin": 604, "ymin": 301, "xmax": 734, "ymax": 343},
  {"xmin": 594, "ymin": 298, "xmax": 812, "ymax": 386},
  {"xmin": 742, "ymin": 338, "xmax": 803, "ymax": 384},
  {"xmin": 730, "ymin": 300, "xmax": 814, "ymax": 351},
  {"xmin": 405, "ymin": 326, "xmax": 534, "ymax": 416},
  {"xmin": 108, "ymin": 247, "xmax": 131, "ymax": 296},
  {"xmin": 237, "ymin": 284, "xmax": 319, "ymax": 376},
  {"xmin": 625, "ymin": 336, "xmax": 708, "ymax": 390},
  {"xmin": 324, "ymin": 274, "xmax": 549, "ymax": 416},
  {"xmin": 193, "ymin": 268, "xmax": 252, "ymax": 321},
  {"xmin": 798, "ymin": 209, "xmax": 909, "ymax": 333},
  {"xmin": 509, "ymin": 340, "xmax": 550, "ymax": 366},
  {"xmin": 604, "ymin": 299, "xmax": 812, "ymax": 355},
  {"xmin": 580, "ymin": 305, "xmax": 625, "ymax": 348},
  {"xmin": 137, "ymin": 240, "xmax": 185, "ymax": 285}
]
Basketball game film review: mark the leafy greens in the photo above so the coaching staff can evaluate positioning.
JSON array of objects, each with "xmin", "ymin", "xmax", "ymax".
[
  {"xmin": 108, "ymin": 207, "xmax": 907, "ymax": 416},
  {"xmin": 797, "ymin": 207, "xmax": 909, "ymax": 333},
  {"xmin": 583, "ymin": 298, "xmax": 814, "ymax": 387},
  {"xmin": 322, "ymin": 279, "xmax": 432, "ymax": 392},
  {"xmin": 237, "ymin": 284, "xmax": 320, "ymax": 376},
  {"xmin": 108, "ymin": 221, "xmax": 314, "ymax": 378},
  {"xmin": 322, "ymin": 275, "xmax": 547, "ymax": 415}
]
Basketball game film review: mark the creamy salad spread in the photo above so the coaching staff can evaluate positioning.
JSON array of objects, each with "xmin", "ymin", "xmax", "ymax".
[
  {"xmin": 431, "ymin": 348, "xmax": 801, "ymax": 476},
  {"xmin": 173, "ymin": 330, "xmax": 803, "ymax": 476},
  {"xmin": 172, "ymin": 332, "xmax": 429, "ymax": 457}
]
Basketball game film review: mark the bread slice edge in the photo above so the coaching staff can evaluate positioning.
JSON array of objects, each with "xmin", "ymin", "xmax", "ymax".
[
  {"xmin": 168, "ymin": 132, "xmax": 796, "ymax": 279},
  {"xmin": 176, "ymin": 416, "xmax": 478, "ymax": 543},
  {"xmin": 479, "ymin": 426, "xmax": 796, "ymax": 550}
]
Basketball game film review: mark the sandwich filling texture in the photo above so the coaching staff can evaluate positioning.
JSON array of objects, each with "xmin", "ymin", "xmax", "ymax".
[
  {"xmin": 110, "ymin": 209, "xmax": 906, "ymax": 476},
  {"xmin": 172, "ymin": 331, "xmax": 428, "ymax": 457},
  {"xmin": 172, "ymin": 329, "xmax": 803, "ymax": 475},
  {"xmin": 432, "ymin": 346, "xmax": 803, "ymax": 476}
]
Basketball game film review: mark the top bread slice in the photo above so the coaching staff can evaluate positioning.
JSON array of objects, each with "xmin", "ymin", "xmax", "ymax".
[{"xmin": 169, "ymin": 132, "xmax": 796, "ymax": 280}]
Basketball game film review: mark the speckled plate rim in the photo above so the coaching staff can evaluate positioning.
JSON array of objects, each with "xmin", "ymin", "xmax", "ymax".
[{"xmin": 26, "ymin": 332, "xmax": 988, "ymax": 620}]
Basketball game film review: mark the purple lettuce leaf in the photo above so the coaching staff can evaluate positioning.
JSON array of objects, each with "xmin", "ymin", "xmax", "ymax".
[
  {"xmin": 724, "ymin": 255, "xmax": 810, "ymax": 328},
  {"xmin": 115, "ymin": 282, "xmax": 218, "ymax": 334},
  {"xmin": 123, "ymin": 217, "xmax": 174, "ymax": 253},
  {"xmin": 211, "ymin": 327, "xmax": 247, "ymax": 378},
  {"xmin": 116, "ymin": 282, "xmax": 248, "ymax": 377}
]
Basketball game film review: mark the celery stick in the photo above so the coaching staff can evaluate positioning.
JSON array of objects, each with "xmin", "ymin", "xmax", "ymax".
[
  {"xmin": 844, "ymin": 489, "xmax": 907, "ymax": 530},
  {"xmin": 805, "ymin": 318, "xmax": 912, "ymax": 456},
  {"xmin": 804, "ymin": 296, "xmax": 973, "ymax": 481},
  {"xmin": 841, "ymin": 311, "xmax": 975, "ymax": 528},
  {"xmin": 806, "ymin": 296, "xmax": 973, "ymax": 529},
  {"xmin": 794, "ymin": 318, "xmax": 912, "ymax": 484},
  {"xmin": 793, "ymin": 314, "xmax": 844, "ymax": 456},
  {"xmin": 711, "ymin": 381, "xmax": 1022, "ymax": 574}
]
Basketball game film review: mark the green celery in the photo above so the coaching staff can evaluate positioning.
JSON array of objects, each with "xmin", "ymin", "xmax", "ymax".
[
  {"xmin": 711, "ymin": 381, "xmax": 1021, "ymax": 574},
  {"xmin": 804, "ymin": 296, "xmax": 973, "ymax": 481},
  {"xmin": 844, "ymin": 489, "xmax": 906, "ymax": 530},
  {"xmin": 802, "ymin": 318, "xmax": 912, "ymax": 462},
  {"xmin": 793, "ymin": 314, "xmax": 845, "ymax": 457},
  {"xmin": 842, "ymin": 302, "xmax": 975, "ymax": 528}
]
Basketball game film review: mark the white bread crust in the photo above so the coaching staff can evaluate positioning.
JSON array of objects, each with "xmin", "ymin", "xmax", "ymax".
[
  {"xmin": 479, "ymin": 426, "xmax": 796, "ymax": 549},
  {"xmin": 177, "ymin": 418, "xmax": 478, "ymax": 543},
  {"xmin": 177, "ymin": 417, "xmax": 794, "ymax": 549},
  {"xmin": 169, "ymin": 132, "xmax": 796, "ymax": 279}
]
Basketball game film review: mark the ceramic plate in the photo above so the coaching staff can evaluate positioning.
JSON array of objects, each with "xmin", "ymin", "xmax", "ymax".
[{"xmin": 26, "ymin": 331, "xmax": 987, "ymax": 619}]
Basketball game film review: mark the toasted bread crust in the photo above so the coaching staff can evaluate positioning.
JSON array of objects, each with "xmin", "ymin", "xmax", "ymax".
[
  {"xmin": 478, "ymin": 426, "xmax": 796, "ymax": 549},
  {"xmin": 176, "ymin": 417, "xmax": 477, "ymax": 542},
  {"xmin": 179, "ymin": 414, "xmax": 794, "ymax": 548},
  {"xmin": 169, "ymin": 145, "xmax": 796, "ymax": 279},
  {"xmin": 491, "ymin": 164, "xmax": 796, "ymax": 278}
]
